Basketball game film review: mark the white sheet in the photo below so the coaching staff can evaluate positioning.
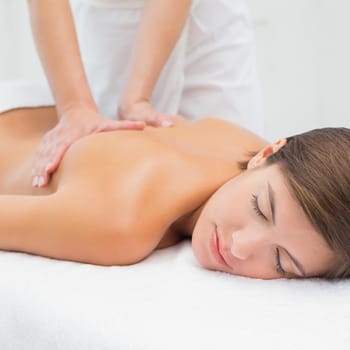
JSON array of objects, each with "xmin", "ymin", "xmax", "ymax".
[
  {"xmin": 1, "ymin": 242, "xmax": 350, "ymax": 350},
  {"xmin": 1, "ymin": 81, "xmax": 350, "ymax": 349}
]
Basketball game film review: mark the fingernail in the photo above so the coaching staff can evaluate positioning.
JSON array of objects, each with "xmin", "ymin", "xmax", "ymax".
[
  {"xmin": 32, "ymin": 176, "xmax": 39, "ymax": 187},
  {"xmin": 161, "ymin": 120, "xmax": 173, "ymax": 128},
  {"xmin": 45, "ymin": 163, "xmax": 52, "ymax": 172},
  {"xmin": 38, "ymin": 176, "xmax": 45, "ymax": 187}
]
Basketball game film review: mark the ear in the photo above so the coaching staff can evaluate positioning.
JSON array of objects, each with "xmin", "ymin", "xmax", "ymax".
[{"xmin": 247, "ymin": 138, "xmax": 287, "ymax": 170}]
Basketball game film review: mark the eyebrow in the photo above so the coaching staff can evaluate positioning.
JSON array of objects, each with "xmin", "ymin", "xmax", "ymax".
[
  {"xmin": 284, "ymin": 249, "xmax": 307, "ymax": 277},
  {"xmin": 266, "ymin": 182, "xmax": 307, "ymax": 278},
  {"xmin": 267, "ymin": 182, "xmax": 276, "ymax": 224}
]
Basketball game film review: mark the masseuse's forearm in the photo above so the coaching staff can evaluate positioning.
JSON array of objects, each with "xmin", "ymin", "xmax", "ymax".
[
  {"xmin": 120, "ymin": 0, "xmax": 191, "ymax": 106},
  {"xmin": 28, "ymin": 0, "xmax": 97, "ymax": 116}
]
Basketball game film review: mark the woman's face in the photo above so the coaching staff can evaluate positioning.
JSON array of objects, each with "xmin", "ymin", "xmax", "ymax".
[{"xmin": 192, "ymin": 141, "xmax": 335, "ymax": 279}]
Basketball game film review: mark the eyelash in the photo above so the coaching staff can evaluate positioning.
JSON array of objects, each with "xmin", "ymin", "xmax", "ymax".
[
  {"xmin": 251, "ymin": 194, "xmax": 267, "ymax": 221},
  {"xmin": 275, "ymin": 248, "xmax": 286, "ymax": 276},
  {"xmin": 251, "ymin": 194, "xmax": 286, "ymax": 276}
]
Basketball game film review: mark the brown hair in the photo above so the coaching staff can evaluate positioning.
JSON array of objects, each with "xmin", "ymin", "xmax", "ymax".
[{"xmin": 252, "ymin": 128, "xmax": 350, "ymax": 278}]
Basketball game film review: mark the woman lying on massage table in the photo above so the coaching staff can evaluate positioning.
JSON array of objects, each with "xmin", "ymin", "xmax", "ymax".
[{"xmin": 0, "ymin": 106, "xmax": 349, "ymax": 279}]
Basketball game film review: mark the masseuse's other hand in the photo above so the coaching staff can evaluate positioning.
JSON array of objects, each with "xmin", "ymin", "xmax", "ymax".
[
  {"xmin": 118, "ymin": 100, "xmax": 185, "ymax": 127},
  {"xmin": 31, "ymin": 106, "xmax": 145, "ymax": 188}
]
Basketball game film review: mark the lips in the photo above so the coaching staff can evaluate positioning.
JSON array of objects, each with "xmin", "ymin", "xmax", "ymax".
[{"xmin": 209, "ymin": 227, "xmax": 229, "ymax": 268}]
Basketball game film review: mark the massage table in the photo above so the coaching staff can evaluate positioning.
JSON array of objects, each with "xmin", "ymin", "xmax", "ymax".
[{"xmin": 0, "ymin": 81, "xmax": 349, "ymax": 350}]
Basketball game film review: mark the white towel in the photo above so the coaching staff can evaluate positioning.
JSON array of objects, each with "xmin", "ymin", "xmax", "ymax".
[{"xmin": 1, "ymin": 241, "xmax": 350, "ymax": 350}]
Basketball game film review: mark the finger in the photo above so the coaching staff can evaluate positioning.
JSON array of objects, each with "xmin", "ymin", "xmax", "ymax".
[
  {"xmin": 31, "ymin": 132, "xmax": 55, "ymax": 177},
  {"xmin": 101, "ymin": 120, "xmax": 146, "ymax": 131},
  {"xmin": 33, "ymin": 143, "xmax": 67, "ymax": 187},
  {"xmin": 31, "ymin": 147, "xmax": 47, "ymax": 181},
  {"xmin": 33, "ymin": 157, "xmax": 51, "ymax": 187},
  {"xmin": 43, "ymin": 142, "xmax": 68, "ymax": 176},
  {"xmin": 142, "ymin": 115, "xmax": 161, "ymax": 127},
  {"xmin": 148, "ymin": 113, "xmax": 176, "ymax": 128},
  {"xmin": 117, "ymin": 120, "xmax": 146, "ymax": 129},
  {"xmin": 123, "ymin": 110, "xmax": 159, "ymax": 126},
  {"xmin": 160, "ymin": 120, "xmax": 174, "ymax": 128},
  {"xmin": 37, "ymin": 160, "xmax": 58, "ymax": 188}
]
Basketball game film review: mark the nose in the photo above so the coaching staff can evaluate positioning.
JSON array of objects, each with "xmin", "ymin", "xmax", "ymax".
[{"xmin": 230, "ymin": 228, "xmax": 267, "ymax": 260}]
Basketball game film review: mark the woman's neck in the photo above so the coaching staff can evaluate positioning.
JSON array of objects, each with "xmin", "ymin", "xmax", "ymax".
[{"xmin": 172, "ymin": 202, "xmax": 206, "ymax": 237}]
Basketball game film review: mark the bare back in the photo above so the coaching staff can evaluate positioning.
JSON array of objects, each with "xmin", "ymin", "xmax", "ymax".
[{"xmin": 0, "ymin": 107, "xmax": 267, "ymax": 263}]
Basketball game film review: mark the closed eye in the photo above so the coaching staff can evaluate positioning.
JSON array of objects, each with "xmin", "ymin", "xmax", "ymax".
[
  {"xmin": 251, "ymin": 194, "xmax": 267, "ymax": 221},
  {"xmin": 275, "ymin": 247, "xmax": 286, "ymax": 276}
]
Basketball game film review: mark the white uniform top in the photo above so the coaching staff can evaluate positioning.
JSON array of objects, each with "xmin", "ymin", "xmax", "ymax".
[
  {"xmin": 81, "ymin": 0, "xmax": 143, "ymax": 8},
  {"xmin": 69, "ymin": 0, "xmax": 264, "ymax": 135}
]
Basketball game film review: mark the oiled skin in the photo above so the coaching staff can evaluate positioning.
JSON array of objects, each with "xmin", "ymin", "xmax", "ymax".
[{"xmin": 0, "ymin": 107, "xmax": 267, "ymax": 265}]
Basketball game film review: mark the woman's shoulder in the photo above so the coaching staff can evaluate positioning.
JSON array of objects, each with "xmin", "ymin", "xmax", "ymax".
[
  {"xmin": 197, "ymin": 117, "xmax": 265, "ymax": 139},
  {"xmin": 184, "ymin": 117, "xmax": 268, "ymax": 155}
]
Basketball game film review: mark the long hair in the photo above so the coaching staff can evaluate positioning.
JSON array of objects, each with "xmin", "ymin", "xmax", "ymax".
[{"xmin": 242, "ymin": 128, "xmax": 350, "ymax": 278}]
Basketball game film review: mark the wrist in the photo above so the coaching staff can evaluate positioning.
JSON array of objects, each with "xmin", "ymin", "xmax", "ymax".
[
  {"xmin": 58, "ymin": 100, "xmax": 99, "ymax": 119},
  {"xmin": 118, "ymin": 96, "xmax": 150, "ymax": 116},
  {"xmin": 120, "ymin": 77, "xmax": 153, "ymax": 109}
]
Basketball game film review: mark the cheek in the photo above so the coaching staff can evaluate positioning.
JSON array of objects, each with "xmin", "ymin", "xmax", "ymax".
[
  {"xmin": 214, "ymin": 186, "xmax": 249, "ymax": 226},
  {"xmin": 192, "ymin": 178, "xmax": 251, "ymax": 257}
]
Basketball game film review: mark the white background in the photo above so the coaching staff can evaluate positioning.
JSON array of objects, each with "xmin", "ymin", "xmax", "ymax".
[{"xmin": 0, "ymin": 0, "xmax": 349, "ymax": 141}]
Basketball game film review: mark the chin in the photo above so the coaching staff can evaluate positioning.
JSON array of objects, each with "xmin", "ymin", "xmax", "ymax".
[{"xmin": 191, "ymin": 233, "xmax": 211, "ymax": 270}]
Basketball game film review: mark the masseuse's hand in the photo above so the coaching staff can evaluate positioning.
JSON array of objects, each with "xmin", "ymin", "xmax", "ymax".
[
  {"xmin": 118, "ymin": 100, "xmax": 185, "ymax": 127},
  {"xmin": 31, "ymin": 106, "xmax": 145, "ymax": 188}
]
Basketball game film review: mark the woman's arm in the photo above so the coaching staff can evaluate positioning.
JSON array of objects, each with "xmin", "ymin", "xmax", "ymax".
[
  {"xmin": 119, "ymin": 0, "xmax": 191, "ymax": 125},
  {"xmin": 0, "ymin": 190, "xmax": 149, "ymax": 266}
]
